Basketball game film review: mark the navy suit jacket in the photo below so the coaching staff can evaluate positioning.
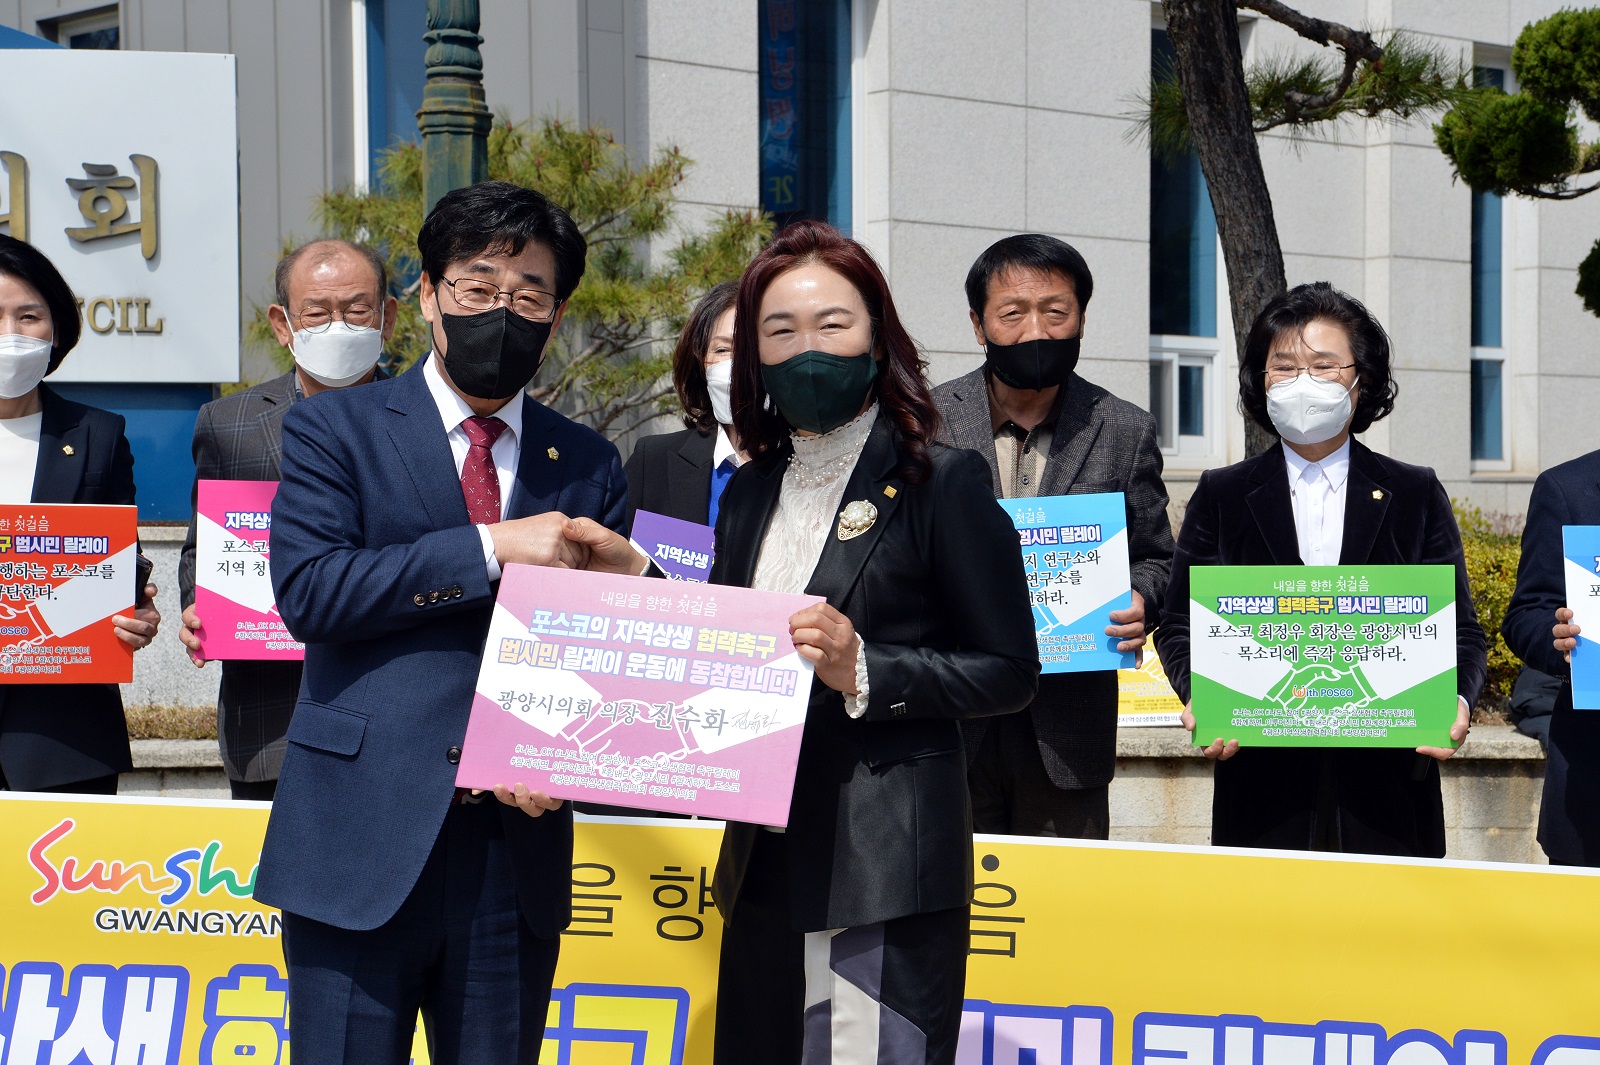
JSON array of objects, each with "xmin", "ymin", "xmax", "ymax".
[
  {"xmin": 1502, "ymin": 449, "xmax": 1600, "ymax": 864},
  {"xmin": 253, "ymin": 361, "xmax": 627, "ymax": 933}
]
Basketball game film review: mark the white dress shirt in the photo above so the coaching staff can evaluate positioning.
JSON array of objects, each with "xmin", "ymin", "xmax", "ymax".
[
  {"xmin": 1282, "ymin": 438, "xmax": 1351, "ymax": 566},
  {"xmin": 713, "ymin": 424, "xmax": 742, "ymax": 469},
  {"xmin": 422, "ymin": 352, "xmax": 524, "ymax": 580},
  {"xmin": 0, "ymin": 411, "xmax": 41, "ymax": 504}
]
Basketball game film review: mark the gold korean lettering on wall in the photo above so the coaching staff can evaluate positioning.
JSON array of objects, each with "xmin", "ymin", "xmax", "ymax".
[
  {"xmin": 0, "ymin": 151, "xmax": 26, "ymax": 242},
  {"xmin": 0, "ymin": 151, "xmax": 166, "ymax": 335},
  {"xmin": 65, "ymin": 155, "xmax": 158, "ymax": 260}
]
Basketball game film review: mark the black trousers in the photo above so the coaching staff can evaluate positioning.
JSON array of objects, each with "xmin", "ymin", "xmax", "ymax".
[
  {"xmin": 715, "ymin": 830, "xmax": 970, "ymax": 1065},
  {"xmin": 280, "ymin": 800, "xmax": 561, "ymax": 1065},
  {"xmin": 0, "ymin": 765, "xmax": 117, "ymax": 794},
  {"xmin": 230, "ymin": 777, "xmax": 278, "ymax": 801},
  {"xmin": 967, "ymin": 712, "xmax": 1110, "ymax": 839}
]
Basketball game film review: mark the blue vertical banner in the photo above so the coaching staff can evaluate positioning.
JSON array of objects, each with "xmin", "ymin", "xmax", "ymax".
[
  {"xmin": 759, "ymin": 0, "xmax": 800, "ymax": 220},
  {"xmin": 1002, "ymin": 493, "xmax": 1134, "ymax": 674},
  {"xmin": 1561, "ymin": 525, "xmax": 1600, "ymax": 708}
]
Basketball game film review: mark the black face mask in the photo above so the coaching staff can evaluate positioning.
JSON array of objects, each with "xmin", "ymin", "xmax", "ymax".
[
  {"xmin": 984, "ymin": 333, "xmax": 1081, "ymax": 391},
  {"xmin": 436, "ymin": 302, "xmax": 553, "ymax": 400}
]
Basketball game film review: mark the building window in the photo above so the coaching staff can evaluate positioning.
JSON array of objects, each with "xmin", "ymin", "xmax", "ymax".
[
  {"xmin": 362, "ymin": 0, "xmax": 428, "ymax": 181},
  {"xmin": 1148, "ymin": 343, "xmax": 1216, "ymax": 457},
  {"xmin": 1149, "ymin": 27, "xmax": 1219, "ymax": 459},
  {"xmin": 760, "ymin": 0, "xmax": 852, "ymax": 230},
  {"xmin": 1470, "ymin": 64, "xmax": 1507, "ymax": 465},
  {"xmin": 50, "ymin": 7, "xmax": 119, "ymax": 49}
]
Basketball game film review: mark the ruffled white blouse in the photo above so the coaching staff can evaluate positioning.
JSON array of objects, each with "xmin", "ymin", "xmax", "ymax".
[{"xmin": 751, "ymin": 402, "xmax": 877, "ymax": 719}]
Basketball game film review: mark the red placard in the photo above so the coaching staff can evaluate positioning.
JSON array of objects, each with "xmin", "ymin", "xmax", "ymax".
[{"xmin": 0, "ymin": 504, "xmax": 139, "ymax": 683}]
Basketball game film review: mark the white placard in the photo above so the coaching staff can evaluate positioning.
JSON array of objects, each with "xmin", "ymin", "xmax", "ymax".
[{"xmin": 0, "ymin": 50, "xmax": 240, "ymax": 383}]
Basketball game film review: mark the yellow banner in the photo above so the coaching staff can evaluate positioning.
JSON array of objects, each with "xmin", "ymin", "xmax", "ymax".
[
  {"xmin": 2, "ymin": 794, "xmax": 1598, "ymax": 1064},
  {"xmin": 1118, "ymin": 636, "xmax": 1185, "ymax": 725}
]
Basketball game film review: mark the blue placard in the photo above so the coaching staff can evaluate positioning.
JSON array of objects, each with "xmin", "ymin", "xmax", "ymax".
[
  {"xmin": 630, "ymin": 510, "xmax": 715, "ymax": 583},
  {"xmin": 1562, "ymin": 525, "xmax": 1600, "ymax": 708},
  {"xmin": 1002, "ymin": 493, "xmax": 1135, "ymax": 674}
]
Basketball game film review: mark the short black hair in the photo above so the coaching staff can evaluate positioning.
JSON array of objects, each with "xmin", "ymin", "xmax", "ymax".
[
  {"xmin": 417, "ymin": 181, "xmax": 587, "ymax": 302},
  {"xmin": 274, "ymin": 239, "xmax": 389, "ymax": 308},
  {"xmin": 0, "ymin": 234, "xmax": 81, "ymax": 374},
  {"xmin": 673, "ymin": 280, "xmax": 738, "ymax": 434},
  {"xmin": 965, "ymin": 234, "xmax": 1095, "ymax": 318},
  {"xmin": 1238, "ymin": 282, "xmax": 1399, "ymax": 436}
]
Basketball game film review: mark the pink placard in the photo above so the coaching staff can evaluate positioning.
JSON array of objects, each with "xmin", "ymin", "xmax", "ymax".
[
  {"xmin": 457, "ymin": 565, "xmax": 820, "ymax": 825},
  {"xmin": 193, "ymin": 479, "xmax": 303, "ymax": 661}
]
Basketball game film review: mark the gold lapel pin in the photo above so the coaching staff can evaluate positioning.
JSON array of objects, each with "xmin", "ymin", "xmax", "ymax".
[
  {"xmin": 837, "ymin": 499, "xmax": 878, "ymax": 541},
  {"xmin": 61, "ymin": 445, "xmax": 74, "ymax": 456},
  {"xmin": 883, "ymin": 485, "xmax": 897, "ymax": 499},
  {"xmin": 1372, "ymin": 489, "xmax": 1384, "ymax": 500},
  {"xmin": 547, "ymin": 446, "xmax": 559, "ymax": 461}
]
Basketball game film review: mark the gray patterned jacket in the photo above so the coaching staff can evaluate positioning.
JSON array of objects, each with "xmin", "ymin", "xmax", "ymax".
[{"xmin": 933, "ymin": 367, "xmax": 1175, "ymax": 789}]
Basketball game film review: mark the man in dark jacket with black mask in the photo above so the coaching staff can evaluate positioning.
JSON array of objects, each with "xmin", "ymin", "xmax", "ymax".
[{"xmin": 933, "ymin": 234, "xmax": 1174, "ymax": 838}]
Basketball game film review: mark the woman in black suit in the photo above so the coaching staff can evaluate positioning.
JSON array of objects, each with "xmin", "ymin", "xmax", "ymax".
[
  {"xmin": 709, "ymin": 220, "xmax": 1039, "ymax": 1065},
  {"xmin": 0, "ymin": 235, "xmax": 161, "ymax": 794},
  {"xmin": 1154, "ymin": 282, "xmax": 1487, "ymax": 858},
  {"xmin": 623, "ymin": 280, "xmax": 744, "ymax": 529}
]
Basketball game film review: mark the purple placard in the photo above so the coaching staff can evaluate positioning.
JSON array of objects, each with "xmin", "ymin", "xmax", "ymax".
[
  {"xmin": 457, "ymin": 565, "xmax": 820, "ymax": 825},
  {"xmin": 630, "ymin": 509, "xmax": 716, "ymax": 583}
]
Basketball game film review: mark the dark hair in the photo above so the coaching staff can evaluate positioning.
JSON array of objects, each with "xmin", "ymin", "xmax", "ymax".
[
  {"xmin": 417, "ymin": 181, "xmax": 587, "ymax": 301},
  {"xmin": 965, "ymin": 234, "xmax": 1095, "ymax": 318},
  {"xmin": 0, "ymin": 234, "xmax": 81, "ymax": 374},
  {"xmin": 731, "ymin": 219, "xmax": 940, "ymax": 484},
  {"xmin": 673, "ymin": 280, "xmax": 739, "ymax": 433},
  {"xmin": 274, "ymin": 239, "xmax": 390, "ymax": 308},
  {"xmin": 1238, "ymin": 281, "xmax": 1399, "ymax": 436}
]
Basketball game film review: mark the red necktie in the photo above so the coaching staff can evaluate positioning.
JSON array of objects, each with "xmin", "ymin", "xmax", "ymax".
[{"xmin": 459, "ymin": 416, "xmax": 507, "ymax": 524}]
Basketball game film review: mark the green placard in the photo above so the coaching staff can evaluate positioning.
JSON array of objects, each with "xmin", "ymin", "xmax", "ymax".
[{"xmin": 1188, "ymin": 565, "xmax": 1458, "ymax": 748}]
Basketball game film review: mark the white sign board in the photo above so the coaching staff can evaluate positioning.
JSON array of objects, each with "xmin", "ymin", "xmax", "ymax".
[{"xmin": 0, "ymin": 50, "xmax": 239, "ymax": 383}]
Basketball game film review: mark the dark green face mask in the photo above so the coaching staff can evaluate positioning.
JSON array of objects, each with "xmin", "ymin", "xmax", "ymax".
[{"xmin": 760, "ymin": 349, "xmax": 879, "ymax": 434}]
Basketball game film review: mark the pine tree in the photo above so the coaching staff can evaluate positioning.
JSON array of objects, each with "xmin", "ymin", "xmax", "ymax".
[
  {"xmin": 1145, "ymin": 0, "xmax": 1472, "ymax": 454},
  {"xmin": 251, "ymin": 117, "xmax": 771, "ymax": 438},
  {"xmin": 1433, "ymin": 8, "xmax": 1600, "ymax": 315}
]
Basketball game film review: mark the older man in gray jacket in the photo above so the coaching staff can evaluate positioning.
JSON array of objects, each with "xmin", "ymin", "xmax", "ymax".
[
  {"xmin": 177, "ymin": 239, "xmax": 394, "ymax": 799},
  {"xmin": 933, "ymin": 234, "xmax": 1174, "ymax": 838}
]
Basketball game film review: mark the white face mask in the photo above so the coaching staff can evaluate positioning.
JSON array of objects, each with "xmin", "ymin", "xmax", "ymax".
[
  {"xmin": 292, "ymin": 311, "xmax": 384, "ymax": 389},
  {"xmin": 0, "ymin": 334, "xmax": 52, "ymax": 400},
  {"xmin": 1266, "ymin": 372, "xmax": 1355, "ymax": 446},
  {"xmin": 705, "ymin": 358, "xmax": 734, "ymax": 426}
]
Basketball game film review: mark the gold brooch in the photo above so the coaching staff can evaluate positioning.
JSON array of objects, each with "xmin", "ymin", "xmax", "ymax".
[
  {"xmin": 547, "ymin": 446, "xmax": 559, "ymax": 461},
  {"xmin": 61, "ymin": 445, "xmax": 74, "ymax": 456},
  {"xmin": 883, "ymin": 485, "xmax": 897, "ymax": 499},
  {"xmin": 1372, "ymin": 489, "xmax": 1383, "ymax": 500},
  {"xmin": 837, "ymin": 499, "xmax": 877, "ymax": 541}
]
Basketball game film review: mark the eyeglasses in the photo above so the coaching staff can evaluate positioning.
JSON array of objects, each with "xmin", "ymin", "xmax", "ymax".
[
  {"xmin": 1264, "ymin": 363, "xmax": 1355, "ymax": 384},
  {"xmin": 290, "ymin": 305, "xmax": 381, "ymax": 332},
  {"xmin": 440, "ymin": 277, "xmax": 561, "ymax": 322}
]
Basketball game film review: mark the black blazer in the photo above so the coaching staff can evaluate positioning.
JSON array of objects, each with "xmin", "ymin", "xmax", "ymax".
[
  {"xmin": 0, "ymin": 385, "xmax": 137, "ymax": 790},
  {"xmin": 623, "ymin": 427, "xmax": 716, "ymax": 531},
  {"xmin": 1502, "ymin": 449, "xmax": 1600, "ymax": 864},
  {"xmin": 709, "ymin": 414, "xmax": 1039, "ymax": 932},
  {"xmin": 1154, "ymin": 440, "xmax": 1488, "ymax": 858}
]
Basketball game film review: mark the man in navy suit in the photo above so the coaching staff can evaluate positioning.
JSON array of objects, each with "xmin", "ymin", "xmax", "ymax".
[
  {"xmin": 1504, "ymin": 450, "xmax": 1600, "ymax": 866},
  {"xmin": 255, "ymin": 182, "xmax": 643, "ymax": 1064}
]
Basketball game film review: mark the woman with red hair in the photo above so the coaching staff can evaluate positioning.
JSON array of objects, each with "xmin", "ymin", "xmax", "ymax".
[{"xmin": 707, "ymin": 220, "xmax": 1039, "ymax": 1064}]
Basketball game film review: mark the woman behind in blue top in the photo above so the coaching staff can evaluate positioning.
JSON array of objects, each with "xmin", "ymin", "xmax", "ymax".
[{"xmin": 623, "ymin": 280, "xmax": 747, "ymax": 530}]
